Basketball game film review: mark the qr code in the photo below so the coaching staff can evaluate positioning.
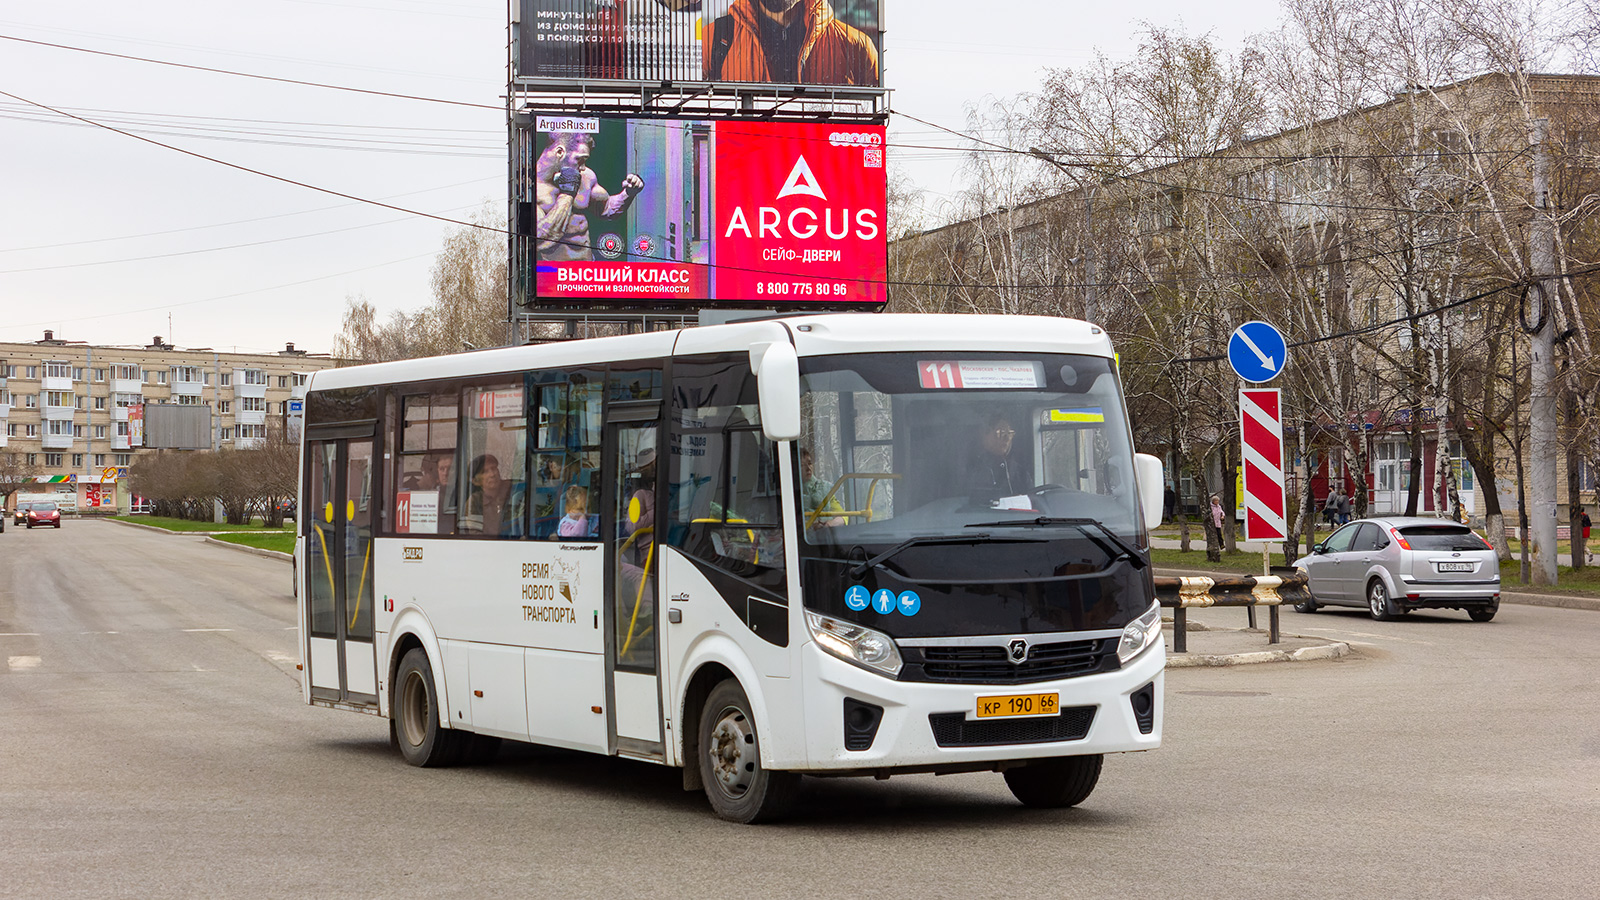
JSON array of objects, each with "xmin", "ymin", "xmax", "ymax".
[{"xmin": 863, "ymin": 147, "xmax": 884, "ymax": 168}]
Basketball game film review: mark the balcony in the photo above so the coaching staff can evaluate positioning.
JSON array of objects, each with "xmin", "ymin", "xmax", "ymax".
[
  {"xmin": 42, "ymin": 404, "xmax": 75, "ymax": 422},
  {"xmin": 235, "ymin": 436, "xmax": 264, "ymax": 449},
  {"xmin": 111, "ymin": 406, "xmax": 129, "ymax": 422},
  {"xmin": 171, "ymin": 379, "xmax": 205, "ymax": 397},
  {"xmin": 112, "ymin": 434, "xmax": 132, "ymax": 451},
  {"xmin": 42, "ymin": 375, "xmax": 73, "ymax": 392},
  {"xmin": 41, "ymin": 433, "xmax": 74, "ymax": 450},
  {"xmin": 111, "ymin": 378, "xmax": 141, "ymax": 395},
  {"xmin": 235, "ymin": 381, "xmax": 267, "ymax": 399},
  {"xmin": 236, "ymin": 410, "xmax": 267, "ymax": 427}
]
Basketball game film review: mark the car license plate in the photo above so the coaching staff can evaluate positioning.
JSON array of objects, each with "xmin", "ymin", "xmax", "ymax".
[
  {"xmin": 976, "ymin": 692, "xmax": 1059, "ymax": 719},
  {"xmin": 1438, "ymin": 561, "xmax": 1475, "ymax": 572}
]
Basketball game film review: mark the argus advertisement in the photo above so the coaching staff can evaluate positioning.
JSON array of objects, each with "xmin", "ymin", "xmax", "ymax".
[
  {"xmin": 517, "ymin": 0, "xmax": 884, "ymax": 89},
  {"xmin": 517, "ymin": 116, "xmax": 886, "ymax": 306}
]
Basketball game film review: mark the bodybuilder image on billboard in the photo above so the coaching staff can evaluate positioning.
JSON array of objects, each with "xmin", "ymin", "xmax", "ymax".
[{"xmin": 535, "ymin": 132, "xmax": 647, "ymax": 261}]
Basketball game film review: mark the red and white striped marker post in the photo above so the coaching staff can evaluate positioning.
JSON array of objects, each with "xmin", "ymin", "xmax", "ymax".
[{"xmin": 1240, "ymin": 388, "xmax": 1287, "ymax": 544}]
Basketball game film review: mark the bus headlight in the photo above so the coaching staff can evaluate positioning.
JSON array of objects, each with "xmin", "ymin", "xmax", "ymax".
[
  {"xmin": 806, "ymin": 611, "xmax": 903, "ymax": 677},
  {"xmin": 1117, "ymin": 602, "xmax": 1163, "ymax": 664}
]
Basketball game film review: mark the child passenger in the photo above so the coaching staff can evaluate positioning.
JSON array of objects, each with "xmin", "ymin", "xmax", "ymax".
[{"xmin": 557, "ymin": 485, "xmax": 590, "ymax": 537}]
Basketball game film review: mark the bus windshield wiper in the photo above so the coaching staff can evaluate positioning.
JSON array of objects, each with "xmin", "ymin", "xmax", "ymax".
[
  {"xmin": 848, "ymin": 533, "xmax": 1041, "ymax": 579},
  {"xmin": 965, "ymin": 517, "xmax": 1147, "ymax": 570}
]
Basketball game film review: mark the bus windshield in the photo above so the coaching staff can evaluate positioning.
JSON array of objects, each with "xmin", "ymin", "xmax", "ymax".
[{"xmin": 797, "ymin": 352, "xmax": 1141, "ymax": 552}]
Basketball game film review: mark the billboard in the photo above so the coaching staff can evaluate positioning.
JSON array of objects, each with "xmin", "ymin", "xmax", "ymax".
[
  {"xmin": 515, "ymin": 115, "xmax": 886, "ymax": 307},
  {"xmin": 517, "ymin": 0, "xmax": 883, "ymax": 88}
]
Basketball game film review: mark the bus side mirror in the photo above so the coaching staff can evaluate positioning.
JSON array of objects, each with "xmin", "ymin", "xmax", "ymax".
[
  {"xmin": 750, "ymin": 341, "xmax": 801, "ymax": 442},
  {"xmin": 1134, "ymin": 453, "xmax": 1164, "ymax": 527}
]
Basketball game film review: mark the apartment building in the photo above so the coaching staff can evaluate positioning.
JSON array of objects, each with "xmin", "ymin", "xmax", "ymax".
[{"xmin": 0, "ymin": 331, "xmax": 338, "ymax": 512}]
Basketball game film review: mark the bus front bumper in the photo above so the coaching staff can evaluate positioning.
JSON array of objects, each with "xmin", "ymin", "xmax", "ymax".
[{"xmin": 795, "ymin": 637, "xmax": 1164, "ymax": 772}]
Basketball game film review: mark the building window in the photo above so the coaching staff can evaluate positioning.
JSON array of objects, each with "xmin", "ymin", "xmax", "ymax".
[
  {"xmin": 4, "ymin": 365, "xmax": 14, "ymax": 377},
  {"xmin": 220, "ymin": 372, "xmax": 231, "ymax": 386},
  {"xmin": 4, "ymin": 424, "xmax": 14, "ymax": 436},
  {"xmin": 71, "ymin": 453, "xmax": 84, "ymax": 467},
  {"xmin": 94, "ymin": 425, "xmax": 106, "ymax": 439},
  {"xmin": 238, "ymin": 424, "xmax": 266, "ymax": 439},
  {"xmin": 177, "ymin": 395, "xmax": 205, "ymax": 406},
  {"xmin": 48, "ymin": 420, "xmax": 72, "ymax": 437},
  {"xmin": 93, "ymin": 453, "xmax": 106, "ymax": 467},
  {"xmin": 0, "ymin": 389, "xmax": 10, "ymax": 405},
  {"xmin": 219, "ymin": 400, "xmax": 231, "ymax": 414},
  {"xmin": 24, "ymin": 394, "xmax": 37, "ymax": 409},
  {"xmin": 45, "ymin": 361, "xmax": 70, "ymax": 379},
  {"xmin": 293, "ymin": 373, "xmax": 307, "ymax": 387},
  {"xmin": 24, "ymin": 424, "xmax": 38, "ymax": 437},
  {"xmin": 114, "ymin": 364, "xmax": 139, "ymax": 381},
  {"xmin": 73, "ymin": 425, "xmax": 84, "ymax": 438},
  {"xmin": 241, "ymin": 396, "xmax": 265, "ymax": 412},
  {"xmin": 114, "ymin": 393, "xmax": 141, "ymax": 408},
  {"xmin": 174, "ymin": 366, "xmax": 203, "ymax": 383},
  {"xmin": 242, "ymin": 369, "xmax": 267, "ymax": 385},
  {"xmin": 45, "ymin": 391, "xmax": 71, "ymax": 408},
  {"xmin": 221, "ymin": 427, "xmax": 233, "ymax": 441},
  {"xmin": 74, "ymin": 395, "xmax": 85, "ymax": 410},
  {"xmin": 93, "ymin": 368, "xmax": 106, "ymax": 382},
  {"xmin": 25, "ymin": 366, "xmax": 38, "ymax": 379},
  {"xmin": 45, "ymin": 453, "xmax": 63, "ymax": 467},
  {"xmin": 278, "ymin": 375, "xmax": 289, "ymax": 388},
  {"xmin": 72, "ymin": 367, "xmax": 86, "ymax": 380},
  {"xmin": 114, "ymin": 453, "xmax": 131, "ymax": 466},
  {"xmin": 25, "ymin": 454, "xmax": 37, "ymax": 466},
  {"xmin": 94, "ymin": 396, "xmax": 106, "ymax": 410}
]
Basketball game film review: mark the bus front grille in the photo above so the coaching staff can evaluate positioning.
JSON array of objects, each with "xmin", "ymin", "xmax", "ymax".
[
  {"xmin": 905, "ymin": 639, "xmax": 1118, "ymax": 684},
  {"xmin": 928, "ymin": 707, "xmax": 1097, "ymax": 747}
]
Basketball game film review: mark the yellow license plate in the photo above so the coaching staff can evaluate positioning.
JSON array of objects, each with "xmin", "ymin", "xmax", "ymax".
[{"xmin": 975, "ymin": 692, "xmax": 1060, "ymax": 719}]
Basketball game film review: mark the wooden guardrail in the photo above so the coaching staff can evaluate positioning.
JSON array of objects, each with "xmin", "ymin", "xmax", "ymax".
[{"xmin": 1152, "ymin": 570, "xmax": 1312, "ymax": 652}]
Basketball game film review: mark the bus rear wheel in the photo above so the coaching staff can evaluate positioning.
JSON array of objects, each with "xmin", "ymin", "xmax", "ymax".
[
  {"xmin": 394, "ymin": 648, "xmax": 466, "ymax": 767},
  {"xmin": 698, "ymin": 680, "xmax": 799, "ymax": 823},
  {"xmin": 1004, "ymin": 754, "xmax": 1103, "ymax": 808}
]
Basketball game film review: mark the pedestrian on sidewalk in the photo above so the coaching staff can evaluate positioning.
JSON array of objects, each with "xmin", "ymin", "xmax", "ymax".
[
  {"xmin": 1580, "ymin": 506, "xmax": 1593, "ymax": 563},
  {"xmin": 1322, "ymin": 492, "xmax": 1338, "ymax": 526},
  {"xmin": 1337, "ymin": 490, "xmax": 1352, "ymax": 524},
  {"xmin": 1210, "ymin": 494, "xmax": 1224, "ymax": 531}
]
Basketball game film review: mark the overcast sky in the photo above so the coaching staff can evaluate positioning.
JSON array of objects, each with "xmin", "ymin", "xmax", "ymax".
[{"xmin": 0, "ymin": 0, "xmax": 1280, "ymax": 354}]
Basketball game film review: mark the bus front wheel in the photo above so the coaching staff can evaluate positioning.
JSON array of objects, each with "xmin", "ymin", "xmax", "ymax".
[
  {"xmin": 1003, "ymin": 754, "xmax": 1103, "ymax": 808},
  {"xmin": 698, "ymin": 680, "xmax": 799, "ymax": 823},
  {"xmin": 394, "ymin": 648, "xmax": 466, "ymax": 767}
]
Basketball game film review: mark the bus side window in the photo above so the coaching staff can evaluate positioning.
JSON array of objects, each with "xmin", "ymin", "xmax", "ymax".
[
  {"xmin": 458, "ymin": 383, "xmax": 528, "ymax": 538},
  {"xmin": 392, "ymin": 390, "xmax": 458, "ymax": 535},
  {"xmin": 531, "ymin": 370, "xmax": 604, "ymax": 540}
]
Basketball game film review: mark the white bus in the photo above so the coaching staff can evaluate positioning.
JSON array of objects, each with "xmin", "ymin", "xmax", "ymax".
[{"xmin": 297, "ymin": 313, "xmax": 1167, "ymax": 822}]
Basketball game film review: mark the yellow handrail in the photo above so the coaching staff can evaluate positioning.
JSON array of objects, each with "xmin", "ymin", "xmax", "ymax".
[
  {"xmin": 805, "ymin": 473, "xmax": 902, "ymax": 527},
  {"xmin": 617, "ymin": 526, "xmax": 655, "ymax": 660}
]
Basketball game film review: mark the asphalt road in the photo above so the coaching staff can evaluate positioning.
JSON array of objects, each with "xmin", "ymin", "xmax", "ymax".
[{"xmin": 3, "ymin": 520, "xmax": 1596, "ymax": 899}]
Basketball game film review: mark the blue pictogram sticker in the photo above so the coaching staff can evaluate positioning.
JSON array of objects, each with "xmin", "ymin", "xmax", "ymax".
[
  {"xmin": 897, "ymin": 591, "xmax": 922, "ymax": 616},
  {"xmin": 871, "ymin": 589, "xmax": 896, "ymax": 615},
  {"xmin": 845, "ymin": 585, "xmax": 870, "ymax": 611}
]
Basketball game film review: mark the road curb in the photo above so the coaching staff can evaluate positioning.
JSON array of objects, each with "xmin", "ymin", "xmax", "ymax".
[
  {"xmin": 201, "ymin": 536, "xmax": 292, "ymax": 562},
  {"xmin": 1163, "ymin": 625, "xmax": 1352, "ymax": 668}
]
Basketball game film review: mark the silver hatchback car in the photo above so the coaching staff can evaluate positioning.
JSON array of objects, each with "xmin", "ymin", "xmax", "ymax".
[{"xmin": 1292, "ymin": 517, "xmax": 1501, "ymax": 622}]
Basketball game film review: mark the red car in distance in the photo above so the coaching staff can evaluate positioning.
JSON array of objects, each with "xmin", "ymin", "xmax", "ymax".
[{"xmin": 26, "ymin": 501, "xmax": 62, "ymax": 528}]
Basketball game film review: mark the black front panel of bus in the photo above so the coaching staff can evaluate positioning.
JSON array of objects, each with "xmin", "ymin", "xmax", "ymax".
[{"xmin": 800, "ymin": 542, "xmax": 1153, "ymax": 639}]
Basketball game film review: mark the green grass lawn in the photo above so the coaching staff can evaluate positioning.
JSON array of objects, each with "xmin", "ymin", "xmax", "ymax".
[
  {"xmin": 110, "ymin": 515, "xmax": 293, "ymax": 533},
  {"xmin": 212, "ymin": 533, "xmax": 294, "ymax": 554}
]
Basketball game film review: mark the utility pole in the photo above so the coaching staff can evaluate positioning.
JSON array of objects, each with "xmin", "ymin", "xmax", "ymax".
[{"xmin": 1529, "ymin": 119, "xmax": 1559, "ymax": 586}]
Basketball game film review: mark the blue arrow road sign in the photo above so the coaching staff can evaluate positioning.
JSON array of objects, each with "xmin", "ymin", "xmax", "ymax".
[{"xmin": 1227, "ymin": 321, "xmax": 1288, "ymax": 383}]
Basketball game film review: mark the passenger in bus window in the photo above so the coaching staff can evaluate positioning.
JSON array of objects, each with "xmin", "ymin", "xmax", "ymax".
[
  {"xmin": 558, "ymin": 485, "xmax": 590, "ymax": 537},
  {"xmin": 464, "ymin": 454, "xmax": 511, "ymax": 535}
]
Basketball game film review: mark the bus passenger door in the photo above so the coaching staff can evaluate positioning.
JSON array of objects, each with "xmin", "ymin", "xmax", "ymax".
[
  {"xmin": 604, "ymin": 412, "xmax": 664, "ymax": 759},
  {"xmin": 304, "ymin": 435, "xmax": 378, "ymax": 706}
]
